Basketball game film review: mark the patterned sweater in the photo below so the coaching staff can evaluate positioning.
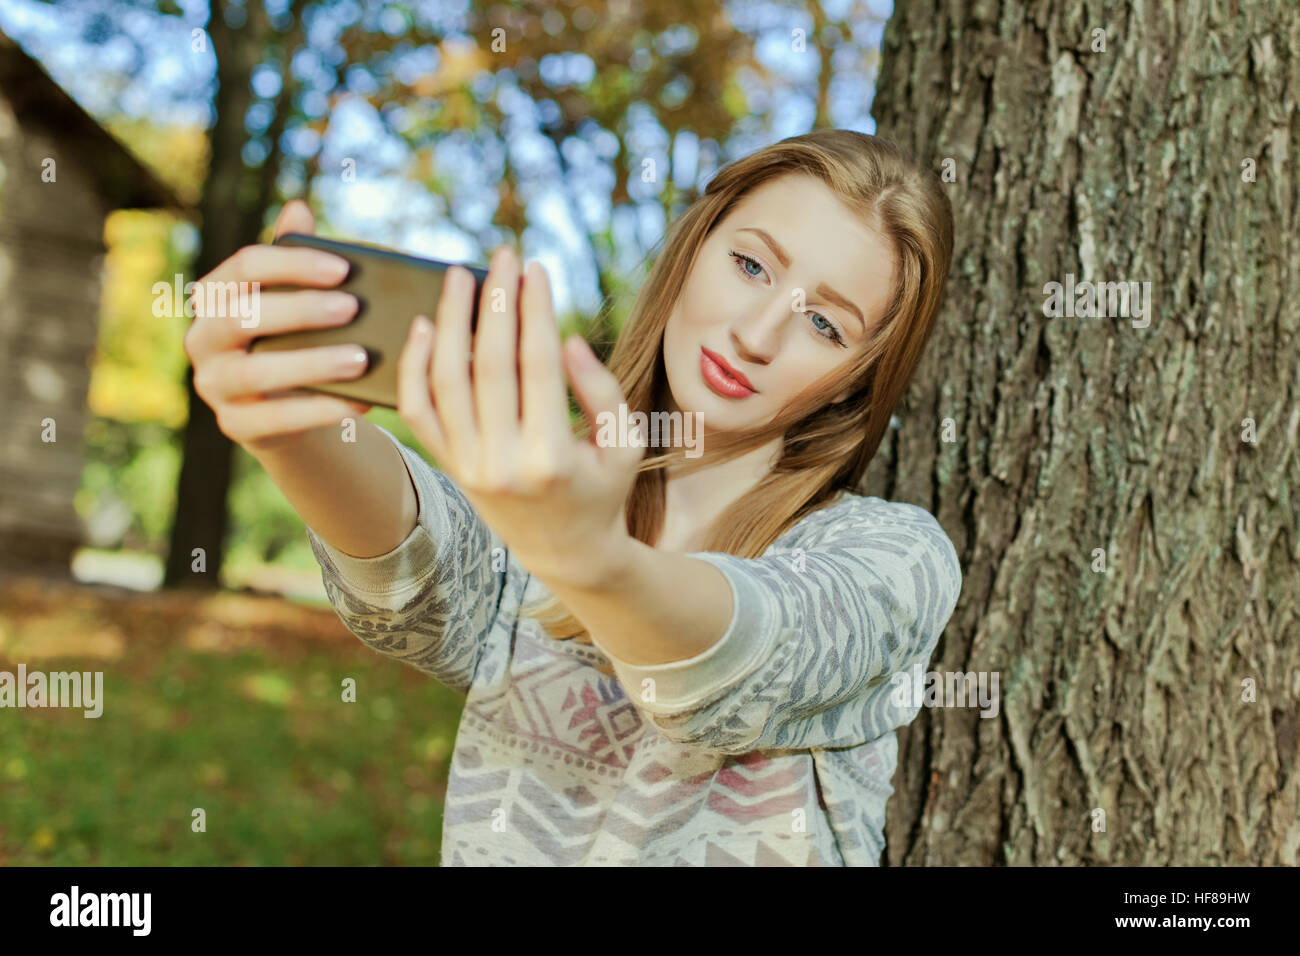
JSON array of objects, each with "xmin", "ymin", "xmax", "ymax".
[{"xmin": 305, "ymin": 424, "xmax": 962, "ymax": 866}]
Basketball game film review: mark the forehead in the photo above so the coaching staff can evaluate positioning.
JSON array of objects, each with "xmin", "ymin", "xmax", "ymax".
[
  {"xmin": 723, "ymin": 173, "xmax": 886, "ymax": 250},
  {"xmin": 733, "ymin": 171, "xmax": 873, "ymax": 231}
]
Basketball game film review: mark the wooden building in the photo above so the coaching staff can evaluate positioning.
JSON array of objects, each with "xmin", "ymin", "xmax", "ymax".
[{"xmin": 0, "ymin": 28, "xmax": 185, "ymax": 574}]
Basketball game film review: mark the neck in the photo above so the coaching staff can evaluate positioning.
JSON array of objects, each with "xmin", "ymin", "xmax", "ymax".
[
  {"xmin": 662, "ymin": 434, "xmax": 783, "ymax": 529},
  {"xmin": 656, "ymin": 383, "xmax": 782, "ymax": 540}
]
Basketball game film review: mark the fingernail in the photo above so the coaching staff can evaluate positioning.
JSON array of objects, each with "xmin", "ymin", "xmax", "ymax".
[
  {"xmin": 323, "ymin": 256, "xmax": 350, "ymax": 279},
  {"xmin": 569, "ymin": 335, "xmax": 595, "ymax": 365},
  {"xmin": 326, "ymin": 293, "xmax": 355, "ymax": 318},
  {"xmin": 345, "ymin": 347, "xmax": 368, "ymax": 365}
]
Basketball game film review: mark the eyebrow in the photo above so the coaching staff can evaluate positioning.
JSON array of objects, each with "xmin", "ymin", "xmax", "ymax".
[{"xmin": 737, "ymin": 226, "xmax": 867, "ymax": 334}]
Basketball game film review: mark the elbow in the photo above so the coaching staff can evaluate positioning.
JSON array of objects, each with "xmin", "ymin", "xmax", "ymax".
[{"xmin": 641, "ymin": 703, "xmax": 772, "ymax": 755}]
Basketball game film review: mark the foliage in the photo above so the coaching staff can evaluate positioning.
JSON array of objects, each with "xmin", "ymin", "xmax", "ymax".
[
  {"xmin": 89, "ymin": 209, "xmax": 194, "ymax": 428},
  {"xmin": 76, "ymin": 417, "xmax": 181, "ymax": 553}
]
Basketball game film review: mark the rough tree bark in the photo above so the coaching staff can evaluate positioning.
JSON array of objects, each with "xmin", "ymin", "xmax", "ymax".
[{"xmin": 866, "ymin": 0, "xmax": 1299, "ymax": 864}]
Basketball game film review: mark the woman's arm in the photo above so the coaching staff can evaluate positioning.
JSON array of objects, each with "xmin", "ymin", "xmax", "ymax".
[
  {"xmin": 299, "ymin": 423, "xmax": 509, "ymax": 694},
  {"xmin": 538, "ymin": 498, "xmax": 963, "ymax": 753},
  {"xmin": 249, "ymin": 417, "xmax": 417, "ymax": 558},
  {"xmin": 183, "ymin": 197, "xmax": 425, "ymax": 561},
  {"xmin": 181, "ymin": 197, "xmax": 506, "ymax": 691},
  {"xmin": 536, "ymin": 541, "xmax": 733, "ymax": 666},
  {"xmin": 383, "ymin": 249, "xmax": 959, "ymax": 722}
]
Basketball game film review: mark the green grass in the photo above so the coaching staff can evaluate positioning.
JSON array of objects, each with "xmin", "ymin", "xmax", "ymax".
[{"xmin": 0, "ymin": 579, "xmax": 466, "ymax": 865}]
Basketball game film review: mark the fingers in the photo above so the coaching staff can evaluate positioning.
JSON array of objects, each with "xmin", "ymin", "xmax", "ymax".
[
  {"xmin": 563, "ymin": 335, "xmax": 642, "ymax": 467},
  {"xmin": 474, "ymin": 247, "xmax": 522, "ymax": 472},
  {"xmin": 396, "ymin": 315, "xmax": 447, "ymax": 460},
  {"xmin": 196, "ymin": 343, "xmax": 369, "ymax": 403},
  {"xmin": 198, "ymin": 244, "xmax": 349, "ymax": 294},
  {"xmin": 216, "ymin": 394, "xmax": 366, "ymax": 447},
  {"xmin": 431, "ymin": 264, "xmax": 479, "ymax": 465},
  {"xmin": 519, "ymin": 260, "xmax": 570, "ymax": 449},
  {"xmin": 188, "ymin": 247, "xmax": 351, "ymax": 356},
  {"xmin": 220, "ymin": 288, "xmax": 357, "ymax": 343},
  {"xmin": 273, "ymin": 198, "xmax": 315, "ymax": 240},
  {"xmin": 251, "ymin": 288, "xmax": 358, "ymax": 332}
]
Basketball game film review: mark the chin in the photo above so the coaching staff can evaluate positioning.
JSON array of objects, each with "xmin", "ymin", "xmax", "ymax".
[{"xmin": 692, "ymin": 387, "xmax": 764, "ymax": 432}]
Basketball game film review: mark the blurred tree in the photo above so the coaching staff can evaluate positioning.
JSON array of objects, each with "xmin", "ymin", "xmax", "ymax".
[{"xmin": 165, "ymin": 0, "xmax": 310, "ymax": 588}]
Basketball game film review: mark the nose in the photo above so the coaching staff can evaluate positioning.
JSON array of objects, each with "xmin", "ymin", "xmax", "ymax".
[{"xmin": 731, "ymin": 297, "xmax": 789, "ymax": 365}]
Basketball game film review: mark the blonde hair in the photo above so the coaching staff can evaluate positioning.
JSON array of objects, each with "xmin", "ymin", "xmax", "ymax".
[{"xmin": 521, "ymin": 129, "xmax": 954, "ymax": 650}]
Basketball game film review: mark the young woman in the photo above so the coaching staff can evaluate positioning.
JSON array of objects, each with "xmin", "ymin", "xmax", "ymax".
[{"xmin": 184, "ymin": 129, "xmax": 961, "ymax": 866}]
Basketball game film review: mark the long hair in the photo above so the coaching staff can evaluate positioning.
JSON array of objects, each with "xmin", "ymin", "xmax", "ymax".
[{"xmin": 520, "ymin": 129, "xmax": 954, "ymax": 649}]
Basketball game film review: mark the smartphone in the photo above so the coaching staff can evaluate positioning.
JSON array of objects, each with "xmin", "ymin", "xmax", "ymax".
[{"xmin": 248, "ymin": 232, "xmax": 490, "ymax": 409}]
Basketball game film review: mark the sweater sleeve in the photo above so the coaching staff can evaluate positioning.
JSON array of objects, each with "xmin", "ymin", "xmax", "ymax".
[
  {"xmin": 303, "ymin": 423, "xmax": 507, "ymax": 695},
  {"xmin": 590, "ymin": 497, "xmax": 962, "ymax": 753}
]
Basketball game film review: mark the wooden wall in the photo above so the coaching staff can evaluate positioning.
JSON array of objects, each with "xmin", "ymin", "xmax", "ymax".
[{"xmin": 0, "ymin": 90, "xmax": 109, "ymax": 574}]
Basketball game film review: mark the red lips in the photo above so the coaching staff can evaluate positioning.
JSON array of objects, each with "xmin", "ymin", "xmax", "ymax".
[{"xmin": 696, "ymin": 345, "xmax": 759, "ymax": 398}]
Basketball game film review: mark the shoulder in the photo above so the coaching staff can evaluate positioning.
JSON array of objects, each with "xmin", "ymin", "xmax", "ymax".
[
  {"xmin": 783, "ymin": 490, "xmax": 951, "ymax": 545},
  {"xmin": 780, "ymin": 492, "xmax": 962, "ymax": 589}
]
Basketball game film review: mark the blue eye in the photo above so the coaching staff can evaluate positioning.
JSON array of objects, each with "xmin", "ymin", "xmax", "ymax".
[
  {"xmin": 806, "ymin": 310, "xmax": 846, "ymax": 347},
  {"xmin": 728, "ymin": 251, "xmax": 847, "ymax": 348},
  {"xmin": 731, "ymin": 251, "xmax": 765, "ymax": 279}
]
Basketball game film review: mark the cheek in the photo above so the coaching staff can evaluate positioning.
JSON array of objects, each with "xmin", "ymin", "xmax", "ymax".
[
  {"xmin": 673, "ymin": 295, "xmax": 702, "ymax": 334},
  {"xmin": 662, "ymin": 315, "xmax": 691, "ymax": 396},
  {"xmin": 664, "ymin": 278, "xmax": 713, "ymax": 361},
  {"xmin": 664, "ymin": 309, "xmax": 684, "ymax": 360},
  {"xmin": 680, "ymin": 266, "xmax": 732, "ymax": 328},
  {"xmin": 772, "ymin": 357, "xmax": 838, "ymax": 403}
]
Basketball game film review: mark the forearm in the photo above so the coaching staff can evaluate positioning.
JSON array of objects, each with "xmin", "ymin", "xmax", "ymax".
[
  {"xmin": 249, "ymin": 419, "xmax": 419, "ymax": 558},
  {"xmin": 534, "ymin": 538, "xmax": 734, "ymax": 667}
]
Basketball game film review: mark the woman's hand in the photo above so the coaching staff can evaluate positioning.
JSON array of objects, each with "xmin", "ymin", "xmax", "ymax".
[
  {"xmin": 183, "ymin": 199, "xmax": 373, "ymax": 456},
  {"xmin": 396, "ymin": 246, "xmax": 644, "ymax": 589}
]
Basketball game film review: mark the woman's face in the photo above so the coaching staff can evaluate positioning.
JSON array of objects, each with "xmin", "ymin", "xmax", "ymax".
[{"xmin": 662, "ymin": 172, "xmax": 897, "ymax": 434}]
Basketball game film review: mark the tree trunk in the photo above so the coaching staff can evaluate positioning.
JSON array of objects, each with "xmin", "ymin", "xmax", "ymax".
[
  {"xmin": 163, "ymin": 0, "xmax": 293, "ymax": 588},
  {"xmin": 868, "ymin": 0, "xmax": 1299, "ymax": 864}
]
